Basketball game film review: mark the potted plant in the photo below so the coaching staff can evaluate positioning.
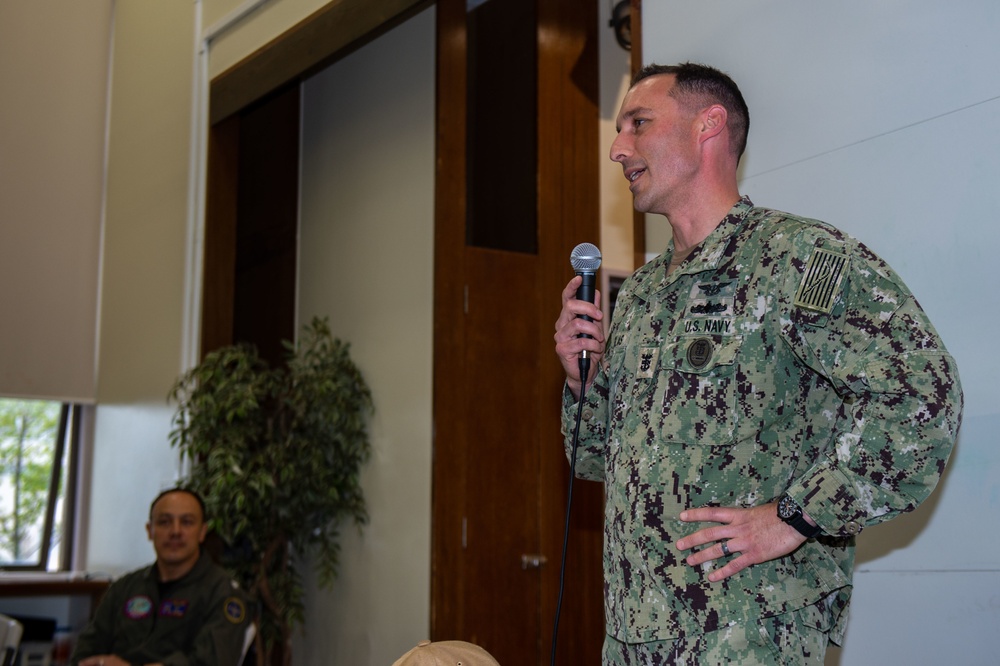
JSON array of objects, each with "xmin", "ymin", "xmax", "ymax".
[{"xmin": 168, "ymin": 317, "xmax": 373, "ymax": 665}]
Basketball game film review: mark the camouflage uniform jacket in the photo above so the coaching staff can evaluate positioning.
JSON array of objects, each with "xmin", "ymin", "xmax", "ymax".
[{"xmin": 562, "ymin": 197, "xmax": 962, "ymax": 644}]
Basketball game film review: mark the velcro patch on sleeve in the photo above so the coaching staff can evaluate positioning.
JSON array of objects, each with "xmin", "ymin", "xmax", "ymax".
[
  {"xmin": 225, "ymin": 596, "xmax": 247, "ymax": 624},
  {"xmin": 794, "ymin": 247, "xmax": 848, "ymax": 313}
]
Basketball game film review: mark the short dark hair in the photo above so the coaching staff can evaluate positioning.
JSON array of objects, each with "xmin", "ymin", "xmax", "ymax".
[
  {"xmin": 149, "ymin": 487, "xmax": 207, "ymax": 522},
  {"xmin": 633, "ymin": 62, "xmax": 750, "ymax": 161}
]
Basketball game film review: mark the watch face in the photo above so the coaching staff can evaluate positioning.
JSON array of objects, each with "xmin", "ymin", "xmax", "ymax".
[{"xmin": 777, "ymin": 494, "xmax": 798, "ymax": 520}]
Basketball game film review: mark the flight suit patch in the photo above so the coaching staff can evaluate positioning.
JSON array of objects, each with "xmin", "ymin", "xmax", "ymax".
[
  {"xmin": 159, "ymin": 599, "xmax": 189, "ymax": 618},
  {"xmin": 225, "ymin": 597, "xmax": 247, "ymax": 624},
  {"xmin": 124, "ymin": 595, "xmax": 153, "ymax": 620}
]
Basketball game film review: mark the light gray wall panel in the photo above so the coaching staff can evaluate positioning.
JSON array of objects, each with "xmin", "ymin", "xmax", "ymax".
[
  {"xmin": 295, "ymin": 6, "xmax": 436, "ymax": 665},
  {"xmin": 835, "ymin": 570, "xmax": 1000, "ymax": 665}
]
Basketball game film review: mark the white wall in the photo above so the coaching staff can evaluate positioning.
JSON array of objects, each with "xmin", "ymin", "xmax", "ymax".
[
  {"xmin": 641, "ymin": 2, "xmax": 999, "ymax": 664},
  {"xmin": 294, "ymin": 6, "xmax": 436, "ymax": 664}
]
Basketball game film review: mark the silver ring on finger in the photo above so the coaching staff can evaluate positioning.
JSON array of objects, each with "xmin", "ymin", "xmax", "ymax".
[{"xmin": 720, "ymin": 540, "xmax": 732, "ymax": 557}]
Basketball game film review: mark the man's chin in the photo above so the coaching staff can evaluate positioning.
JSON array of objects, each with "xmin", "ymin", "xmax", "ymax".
[{"xmin": 629, "ymin": 192, "xmax": 652, "ymax": 213}]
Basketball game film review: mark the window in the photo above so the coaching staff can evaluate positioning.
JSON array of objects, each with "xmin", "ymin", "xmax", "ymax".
[{"xmin": 0, "ymin": 398, "xmax": 79, "ymax": 571}]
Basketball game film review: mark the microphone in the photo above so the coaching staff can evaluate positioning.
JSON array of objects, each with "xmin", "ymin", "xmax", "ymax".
[
  {"xmin": 569, "ymin": 243, "xmax": 602, "ymax": 382},
  {"xmin": 570, "ymin": 242, "xmax": 602, "ymax": 316}
]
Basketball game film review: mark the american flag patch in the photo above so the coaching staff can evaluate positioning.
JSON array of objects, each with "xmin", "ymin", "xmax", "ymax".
[{"xmin": 794, "ymin": 247, "xmax": 848, "ymax": 313}]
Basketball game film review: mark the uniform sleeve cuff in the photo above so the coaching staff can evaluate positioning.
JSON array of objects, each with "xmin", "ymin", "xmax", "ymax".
[{"xmin": 786, "ymin": 460, "xmax": 867, "ymax": 538}]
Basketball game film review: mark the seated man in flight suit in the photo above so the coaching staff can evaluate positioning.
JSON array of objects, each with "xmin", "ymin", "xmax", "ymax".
[{"xmin": 72, "ymin": 488, "xmax": 250, "ymax": 666}]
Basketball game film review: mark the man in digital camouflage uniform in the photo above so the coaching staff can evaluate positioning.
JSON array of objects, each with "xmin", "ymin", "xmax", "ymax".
[
  {"xmin": 73, "ymin": 488, "xmax": 250, "ymax": 666},
  {"xmin": 554, "ymin": 63, "xmax": 963, "ymax": 664}
]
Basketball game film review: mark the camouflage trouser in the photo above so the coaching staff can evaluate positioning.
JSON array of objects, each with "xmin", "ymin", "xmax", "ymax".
[{"xmin": 602, "ymin": 605, "xmax": 830, "ymax": 666}]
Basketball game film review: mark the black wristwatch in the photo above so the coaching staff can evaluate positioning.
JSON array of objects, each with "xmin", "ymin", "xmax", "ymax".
[{"xmin": 777, "ymin": 494, "xmax": 822, "ymax": 539}]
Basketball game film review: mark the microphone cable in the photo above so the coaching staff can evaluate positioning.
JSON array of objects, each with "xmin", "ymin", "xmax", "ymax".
[{"xmin": 550, "ymin": 355, "xmax": 591, "ymax": 666}]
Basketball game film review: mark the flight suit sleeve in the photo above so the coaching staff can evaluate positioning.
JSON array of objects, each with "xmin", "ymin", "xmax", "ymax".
[{"xmin": 778, "ymin": 232, "xmax": 963, "ymax": 538}]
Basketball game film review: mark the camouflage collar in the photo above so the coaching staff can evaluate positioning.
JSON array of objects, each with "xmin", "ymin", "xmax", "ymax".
[{"xmin": 649, "ymin": 196, "xmax": 755, "ymax": 293}]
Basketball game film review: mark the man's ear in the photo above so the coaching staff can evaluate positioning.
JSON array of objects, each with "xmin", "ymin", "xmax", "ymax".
[
  {"xmin": 146, "ymin": 522, "xmax": 154, "ymax": 541},
  {"xmin": 198, "ymin": 522, "xmax": 208, "ymax": 544},
  {"xmin": 699, "ymin": 104, "xmax": 728, "ymax": 144}
]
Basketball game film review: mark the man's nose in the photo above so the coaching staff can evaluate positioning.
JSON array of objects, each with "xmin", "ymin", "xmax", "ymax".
[{"xmin": 610, "ymin": 133, "xmax": 630, "ymax": 163}]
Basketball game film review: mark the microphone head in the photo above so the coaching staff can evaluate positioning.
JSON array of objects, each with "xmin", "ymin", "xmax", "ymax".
[{"xmin": 570, "ymin": 242, "xmax": 602, "ymax": 274}]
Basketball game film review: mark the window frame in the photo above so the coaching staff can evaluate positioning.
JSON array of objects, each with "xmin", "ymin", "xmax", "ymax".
[{"xmin": 0, "ymin": 402, "xmax": 80, "ymax": 572}]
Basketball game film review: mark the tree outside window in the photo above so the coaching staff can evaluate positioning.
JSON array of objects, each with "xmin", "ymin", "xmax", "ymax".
[{"xmin": 0, "ymin": 398, "xmax": 74, "ymax": 570}]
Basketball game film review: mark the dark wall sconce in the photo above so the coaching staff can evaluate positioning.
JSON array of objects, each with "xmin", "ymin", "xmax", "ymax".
[{"xmin": 609, "ymin": 0, "xmax": 631, "ymax": 50}]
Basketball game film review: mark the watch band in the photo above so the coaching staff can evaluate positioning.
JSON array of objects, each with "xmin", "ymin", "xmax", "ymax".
[
  {"xmin": 784, "ymin": 511, "xmax": 822, "ymax": 539},
  {"xmin": 777, "ymin": 494, "xmax": 822, "ymax": 539}
]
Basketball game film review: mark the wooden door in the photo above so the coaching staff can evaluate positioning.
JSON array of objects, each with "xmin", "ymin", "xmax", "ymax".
[{"xmin": 432, "ymin": 0, "xmax": 605, "ymax": 663}]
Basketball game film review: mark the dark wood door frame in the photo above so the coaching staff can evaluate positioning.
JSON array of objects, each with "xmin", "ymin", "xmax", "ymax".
[{"xmin": 209, "ymin": 0, "xmax": 432, "ymax": 125}]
